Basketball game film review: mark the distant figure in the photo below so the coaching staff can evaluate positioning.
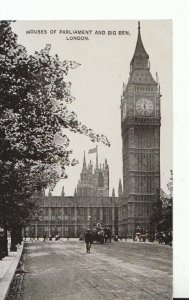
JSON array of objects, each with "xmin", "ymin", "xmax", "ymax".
[
  {"xmin": 159, "ymin": 232, "xmax": 164, "ymax": 244},
  {"xmin": 114, "ymin": 235, "xmax": 118, "ymax": 241},
  {"xmin": 66, "ymin": 233, "xmax": 70, "ymax": 240},
  {"xmin": 168, "ymin": 231, "xmax": 173, "ymax": 246},
  {"xmin": 85, "ymin": 229, "xmax": 93, "ymax": 253},
  {"xmin": 32, "ymin": 234, "xmax": 35, "ymax": 241},
  {"xmin": 42, "ymin": 233, "xmax": 47, "ymax": 242},
  {"xmin": 55, "ymin": 235, "xmax": 60, "ymax": 241},
  {"xmin": 79, "ymin": 234, "xmax": 84, "ymax": 241}
]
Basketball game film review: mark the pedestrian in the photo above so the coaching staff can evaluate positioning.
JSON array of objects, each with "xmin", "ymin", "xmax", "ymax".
[
  {"xmin": 159, "ymin": 232, "xmax": 163, "ymax": 244},
  {"xmin": 85, "ymin": 229, "xmax": 93, "ymax": 254},
  {"xmin": 114, "ymin": 235, "xmax": 118, "ymax": 241},
  {"xmin": 169, "ymin": 231, "xmax": 173, "ymax": 246},
  {"xmin": 42, "ymin": 233, "xmax": 47, "ymax": 242}
]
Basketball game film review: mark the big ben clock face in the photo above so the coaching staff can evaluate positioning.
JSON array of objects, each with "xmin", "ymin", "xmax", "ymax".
[{"xmin": 136, "ymin": 98, "xmax": 154, "ymax": 115}]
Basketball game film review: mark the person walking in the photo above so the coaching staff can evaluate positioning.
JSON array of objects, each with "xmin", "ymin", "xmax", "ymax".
[
  {"xmin": 42, "ymin": 233, "xmax": 47, "ymax": 242},
  {"xmin": 66, "ymin": 233, "xmax": 70, "ymax": 241},
  {"xmin": 85, "ymin": 229, "xmax": 93, "ymax": 254}
]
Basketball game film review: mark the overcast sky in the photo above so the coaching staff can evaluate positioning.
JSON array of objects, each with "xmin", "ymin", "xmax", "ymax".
[{"xmin": 12, "ymin": 20, "xmax": 172, "ymax": 196}]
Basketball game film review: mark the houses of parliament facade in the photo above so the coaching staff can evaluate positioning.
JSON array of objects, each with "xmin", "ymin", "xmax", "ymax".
[{"xmin": 29, "ymin": 22, "xmax": 161, "ymax": 238}]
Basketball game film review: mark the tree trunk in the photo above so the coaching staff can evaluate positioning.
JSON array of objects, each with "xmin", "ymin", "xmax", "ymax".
[
  {"xmin": 4, "ymin": 226, "xmax": 8, "ymax": 256},
  {"xmin": 17, "ymin": 225, "xmax": 23, "ymax": 244},
  {"xmin": 10, "ymin": 224, "xmax": 23, "ymax": 251},
  {"xmin": 10, "ymin": 226, "xmax": 18, "ymax": 252},
  {"xmin": 0, "ymin": 226, "xmax": 8, "ymax": 257}
]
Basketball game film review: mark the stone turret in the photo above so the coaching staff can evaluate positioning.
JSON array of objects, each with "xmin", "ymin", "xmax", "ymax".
[
  {"xmin": 82, "ymin": 151, "xmax": 87, "ymax": 170},
  {"xmin": 76, "ymin": 149, "xmax": 109, "ymax": 197},
  {"xmin": 48, "ymin": 189, "xmax": 52, "ymax": 197},
  {"xmin": 61, "ymin": 186, "xmax": 65, "ymax": 197},
  {"xmin": 118, "ymin": 179, "xmax": 123, "ymax": 197}
]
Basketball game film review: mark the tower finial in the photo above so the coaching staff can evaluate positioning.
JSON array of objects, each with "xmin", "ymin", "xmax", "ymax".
[
  {"xmin": 130, "ymin": 20, "xmax": 149, "ymax": 69},
  {"xmin": 138, "ymin": 21, "xmax": 140, "ymax": 31},
  {"xmin": 118, "ymin": 179, "xmax": 123, "ymax": 197},
  {"xmin": 61, "ymin": 186, "xmax": 65, "ymax": 197},
  {"xmin": 83, "ymin": 151, "xmax": 87, "ymax": 170},
  {"xmin": 96, "ymin": 145, "xmax": 98, "ymax": 169}
]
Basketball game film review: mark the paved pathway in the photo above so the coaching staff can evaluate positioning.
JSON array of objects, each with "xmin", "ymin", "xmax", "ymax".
[
  {"xmin": 0, "ymin": 243, "xmax": 24, "ymax": 300},
  {"xmin": 17, "ymin": 240, "xmax": 172, "ymax": 299}
]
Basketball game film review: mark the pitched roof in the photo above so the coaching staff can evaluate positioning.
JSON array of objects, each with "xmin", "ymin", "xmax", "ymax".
[
  {"xmin": 131, "ymin": 21, "xmax": 149, "ymax": 65},
  {"xmin": 129, "ymin": 69, "xmax": 157, "ymax": 85}
]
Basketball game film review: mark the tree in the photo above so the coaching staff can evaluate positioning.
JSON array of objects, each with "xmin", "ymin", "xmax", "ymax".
[
  {"xmin": 149, "ymin": 170, "xmax": 173, "ymax": 234},
  {"xmin": 148, "ymin": 189, "xmax": 163, "ymax": 233},
  {"xmin": 161, "ymin": 170, "xmax": 173, "ymax": 232},
  {"xmin": 0, "ymin": 21, "xmax": 110, "ymax": 252}
]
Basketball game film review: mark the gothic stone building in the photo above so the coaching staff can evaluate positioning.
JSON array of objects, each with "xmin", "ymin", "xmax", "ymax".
[
  {"xmin": 120, "ymin": 22, "xmax": 161, "ymax": 236},
  {"xmin": 28, "ymin": 151, "xmax": 123, "ymax": 238}
]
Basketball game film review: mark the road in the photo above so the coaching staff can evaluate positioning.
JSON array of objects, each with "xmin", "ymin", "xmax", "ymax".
[{"xmin": 21, "ymin": 239, "xmax": 172, "ymax": 300}]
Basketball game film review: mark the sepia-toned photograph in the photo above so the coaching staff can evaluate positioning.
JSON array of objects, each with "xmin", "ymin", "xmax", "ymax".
[{"xmin": 0, "ymin": 20, "xmax": 172, "ymax": 299}]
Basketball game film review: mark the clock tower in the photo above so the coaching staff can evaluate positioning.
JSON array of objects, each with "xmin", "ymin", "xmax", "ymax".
[{"xmin": 121, "ymin": 22, "xmax": 161, "ymax": 236}]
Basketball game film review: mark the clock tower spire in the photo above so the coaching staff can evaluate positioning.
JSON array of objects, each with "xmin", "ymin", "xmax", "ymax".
[
  {"xmin": 130, "ymin": 21, "xmax": 149, "ymax": 71},
  {"xmin": 121, "ymin": 22, "xmax": 161, "ymax": 237}
]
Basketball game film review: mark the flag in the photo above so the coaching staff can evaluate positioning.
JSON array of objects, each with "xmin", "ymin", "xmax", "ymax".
[{"xmin": 88, "ymin": 147, "xmax": 97, "ymax": 154}]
